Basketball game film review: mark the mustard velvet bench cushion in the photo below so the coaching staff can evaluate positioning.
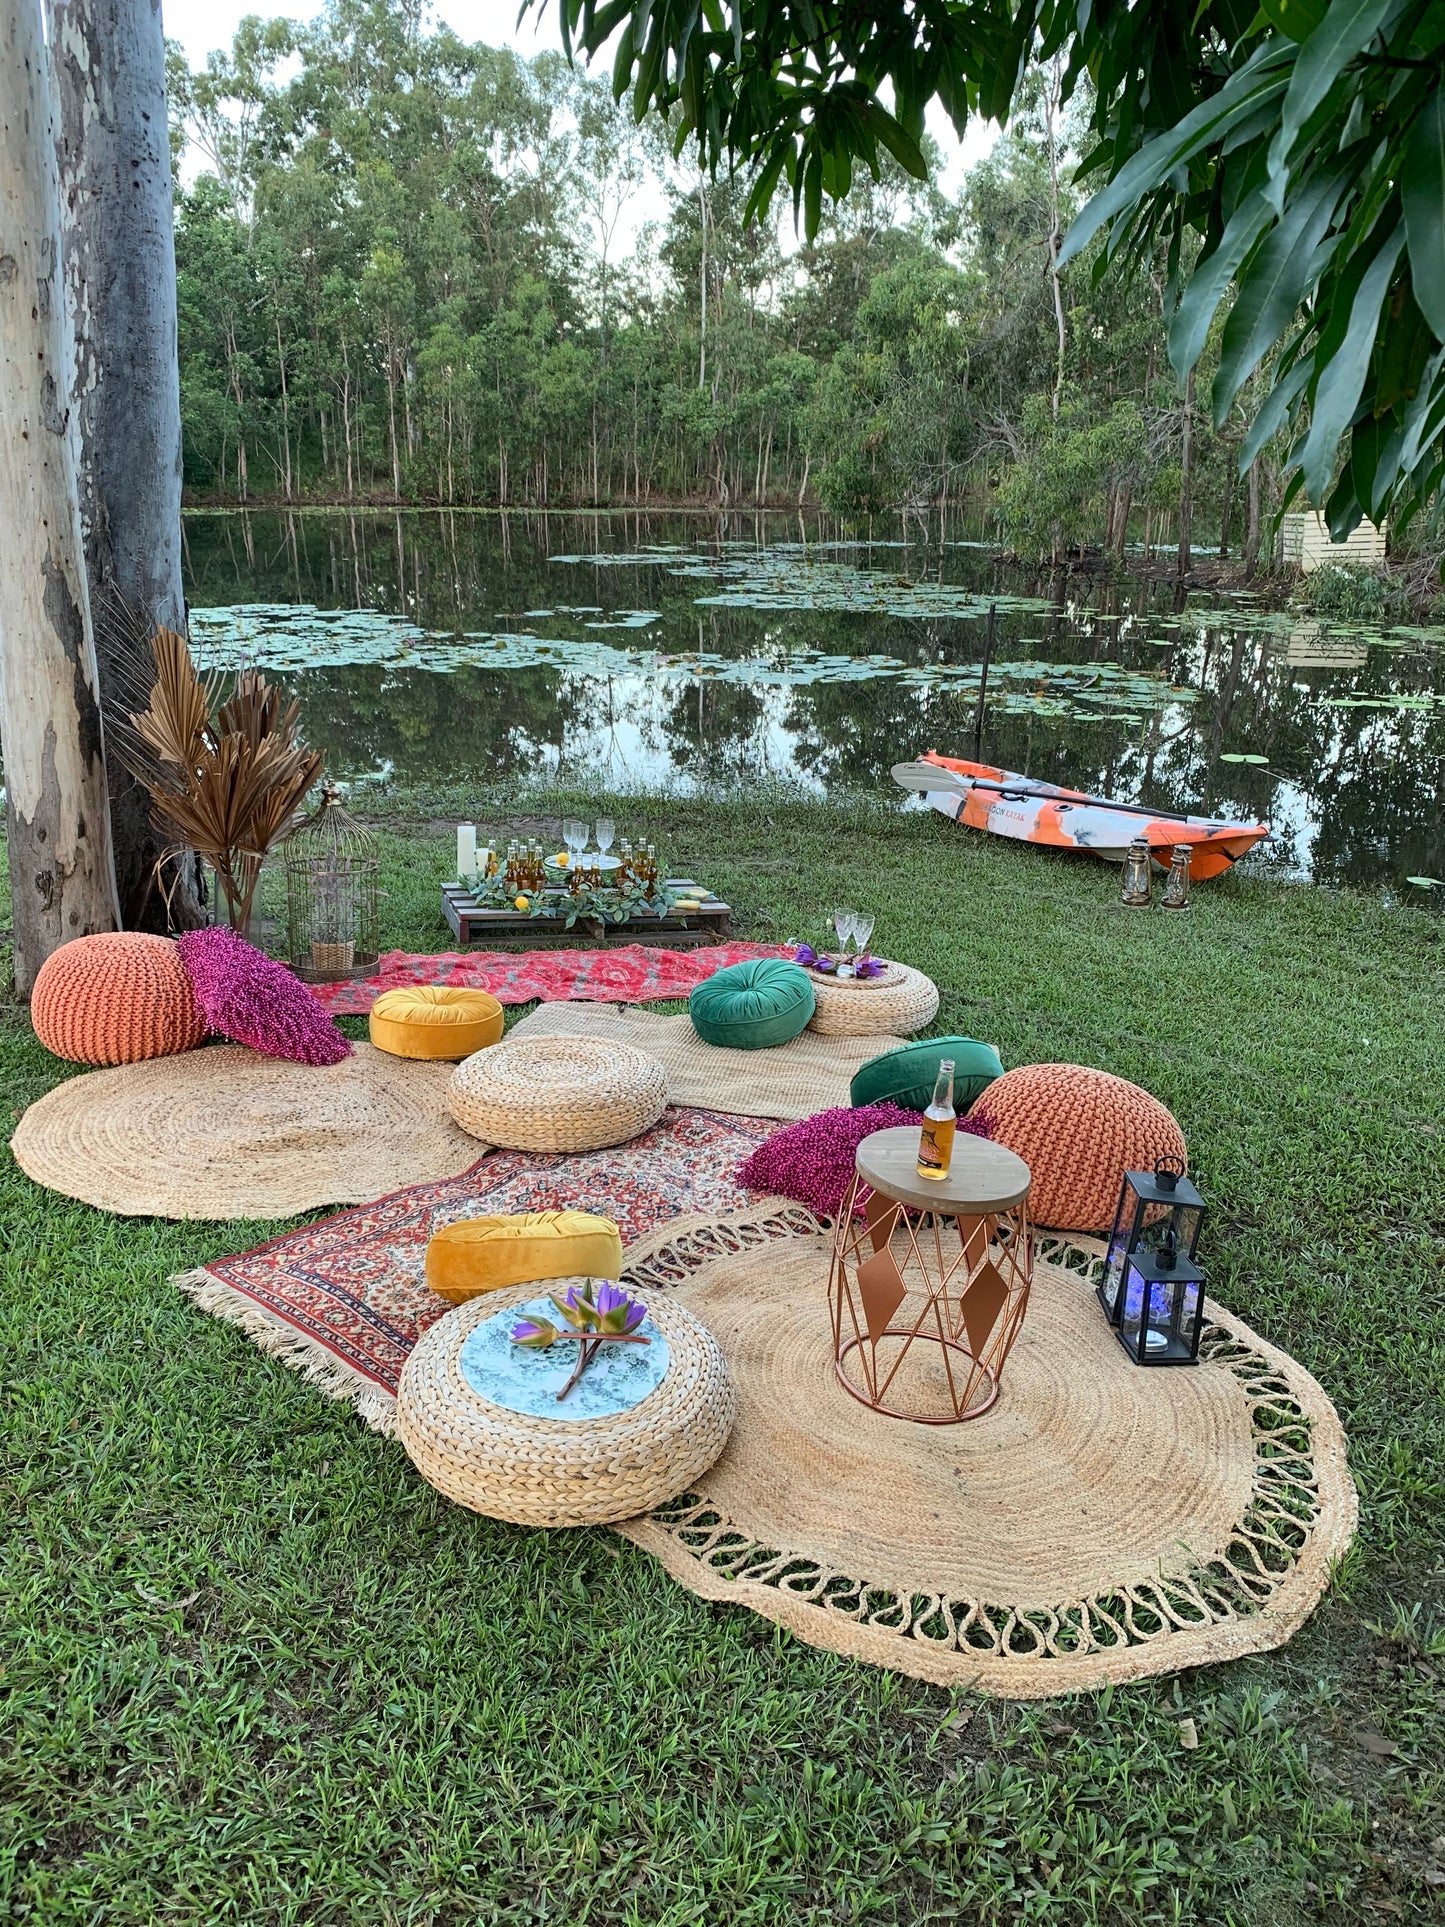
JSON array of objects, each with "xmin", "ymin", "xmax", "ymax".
[
  {"xmin": 369, "ymin": 985, "xmax": 505, "ymax": 1060},
  {"xmin": 425, "ymin": 1210, "xmax": 624, "ymax": 1305}
]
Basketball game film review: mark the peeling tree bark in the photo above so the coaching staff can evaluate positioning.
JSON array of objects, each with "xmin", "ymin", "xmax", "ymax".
[
  {"xmin": 0, "ymin": 0, "xmax": 119, "ymax": 992},
  {"xmin": 46, "ymin": 0, "xmax": 202, "ymax": 930}
]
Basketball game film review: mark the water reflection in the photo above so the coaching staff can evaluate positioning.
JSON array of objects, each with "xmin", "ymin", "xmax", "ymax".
[{"xmin": 180, "ymin": 507, "xmax": 1445, "ymax": 889}]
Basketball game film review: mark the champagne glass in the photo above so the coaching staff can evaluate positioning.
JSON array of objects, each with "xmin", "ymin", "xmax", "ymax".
[
  {"xmin": 595, "ymin": 817, "xmax": 615, "ymax": 859},
  {"xmin": 851, "ymin": 911, "xmax": 875, "ymax": 956},
  {"xmin": 831, "ymin": 907, "xmax": 850, "ymax": 955},
  {"xmin": 564, "ymin": 819, "xmax": 586, "ymax": 866}
]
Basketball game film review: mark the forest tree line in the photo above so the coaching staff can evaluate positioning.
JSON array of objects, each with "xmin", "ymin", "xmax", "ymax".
[{"xmin": 169, "ymin": 0, "xmax": 1280, "ymax": 567}]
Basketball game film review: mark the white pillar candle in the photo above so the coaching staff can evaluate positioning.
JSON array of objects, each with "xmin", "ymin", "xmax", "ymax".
[{"xmin": 457, "ymin": 824, "xmax": 477, "ymax": 880}]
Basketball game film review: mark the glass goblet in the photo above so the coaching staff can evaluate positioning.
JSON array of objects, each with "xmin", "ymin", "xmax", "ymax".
[
  {"xmin": 595, "ymin": 817, "xmax": 616, "ymax": 858},
  {"xmin": 831, "ymin": 907, "xmax": 851, "ymax": 955},
  {"xmin": 851, "ymin": 912, "xmax": 875, "ymax": 955}
]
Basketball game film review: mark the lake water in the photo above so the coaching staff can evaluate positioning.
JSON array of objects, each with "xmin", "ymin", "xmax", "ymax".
[{"xmin": 181, "ymin": 508, "xmax": 1445, "ymax": 891}]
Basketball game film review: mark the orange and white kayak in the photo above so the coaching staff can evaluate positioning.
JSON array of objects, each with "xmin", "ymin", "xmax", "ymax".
[{"xmin": 895, "ymin": 754, "xmax": 1269, "ymax": 880}]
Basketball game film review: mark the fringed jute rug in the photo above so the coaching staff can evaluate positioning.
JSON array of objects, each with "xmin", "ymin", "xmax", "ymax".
[
  {"xmin": 617, "ymin": 1223, "xmax": 1357, "ymax": 1697},
  {"xmin": 178, "ymin": 1171, "xmax": 1356, "ymax": 1696}
]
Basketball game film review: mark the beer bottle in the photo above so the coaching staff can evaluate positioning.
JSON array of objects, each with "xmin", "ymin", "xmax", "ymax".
[{"xmin": 916, "ymin": 1059, "xmax": 957, "ymax": 1180}]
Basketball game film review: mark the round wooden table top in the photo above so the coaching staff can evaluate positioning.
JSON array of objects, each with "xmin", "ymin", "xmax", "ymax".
[{"xmin": 855, "ymin": 1125, "xmax": 1031, "ymax": 1215}]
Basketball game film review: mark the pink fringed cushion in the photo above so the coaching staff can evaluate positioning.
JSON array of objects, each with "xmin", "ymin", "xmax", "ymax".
[
  {"xmin": 179, "ymin": 928, "xmax": 351, "ymax": 1067},
  {"xmin": 739, "ymin": 1103, "xmax": 993, "ymax": 1217}
]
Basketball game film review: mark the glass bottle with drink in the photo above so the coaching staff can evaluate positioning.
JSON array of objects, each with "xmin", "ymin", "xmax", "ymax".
[{"xmin": 916, "ymin": 1059, "xmax": 957, "ymax": 1180}]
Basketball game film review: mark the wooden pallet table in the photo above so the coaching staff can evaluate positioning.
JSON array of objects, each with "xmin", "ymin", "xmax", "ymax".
[{"xmin": 441, "ymin": 879, "xmax": 733, "ymax": 949}]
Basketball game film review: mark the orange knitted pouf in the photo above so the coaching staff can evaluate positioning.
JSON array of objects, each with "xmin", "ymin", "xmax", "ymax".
[
  {"xmin": 970, "ymin": 1063, "xmax": 1187, "ymax": 1233},
  {"xmin": 31, "ymin": 933, "xmax": 208, "ymax": 1066}
]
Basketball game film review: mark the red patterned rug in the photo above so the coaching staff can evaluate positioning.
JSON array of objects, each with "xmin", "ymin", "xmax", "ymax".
[
  {"xmin": 175, "ymin": 1107, "xmax": 778, "ymax": 1426},
  {"xmin": 312, "ymin": 941, "xmax": 788, "ymax": 1014}
]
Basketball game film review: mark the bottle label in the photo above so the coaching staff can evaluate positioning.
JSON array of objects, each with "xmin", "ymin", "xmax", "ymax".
[{"xmin": 917, "ymin": 1114, "xmax": 957, "ymax": 1176}]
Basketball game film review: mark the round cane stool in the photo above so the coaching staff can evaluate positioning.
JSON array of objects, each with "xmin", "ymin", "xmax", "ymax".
[
  {"xmin": 828, "ymin": 1126, "xmax": 1034, "ymax": 1423},
  {"xmin": 448, "ymin": 1035, "xmax": 667, "ymax": 1152},
  {"xmin": 396, "ymin": 1281, "xmax": 735, "ymax": 1526},
  {"xmin": 806, "ymin": 959, "xmax": 940, "ymax": 1036}
]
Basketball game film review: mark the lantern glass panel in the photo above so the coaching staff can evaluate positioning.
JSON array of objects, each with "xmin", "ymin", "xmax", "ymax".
[
  {"xmin": 1099, "ymin": 1166, "xmax": 1207, "ymax": 1325},
  {"xmin": 1118, "ymin": 1247, "xmax": 1206, "ymax": 1366}
]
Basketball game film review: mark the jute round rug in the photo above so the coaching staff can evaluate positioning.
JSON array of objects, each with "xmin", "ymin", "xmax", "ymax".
[
  {"xmin": 10, "ymin": 1042, "xmax": 479, "ymax": 1219},
  {"xmin": 617, "ymin": 1224, "xmax": 1357, "ymax": 1696}
]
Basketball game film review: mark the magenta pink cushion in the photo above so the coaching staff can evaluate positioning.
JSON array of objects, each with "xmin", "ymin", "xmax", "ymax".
[
  {"xmin": 739, "ymin": 1103, "xmax": 993, "ymax": 1217},
  {"xmin": 179, "ymin": 928, "xmax": 351, "ymax": 1067}
]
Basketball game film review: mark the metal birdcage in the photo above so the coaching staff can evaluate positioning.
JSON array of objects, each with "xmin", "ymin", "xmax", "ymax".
[{"xmin": 284, "ymin": 785, "xmax": 380, "ymax": 982}]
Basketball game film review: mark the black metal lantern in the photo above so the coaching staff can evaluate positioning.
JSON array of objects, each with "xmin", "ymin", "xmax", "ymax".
[
  {"xmin": 1098, "ymin": 1157, "xmax": 1206, "ymax": 1327},
  {"xmin": 1117, "ymin": 1230, "xmax": 1206, "ymax": 1365}
]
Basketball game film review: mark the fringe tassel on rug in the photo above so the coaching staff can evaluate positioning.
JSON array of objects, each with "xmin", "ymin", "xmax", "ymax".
[{"xmin": 172, "ymin": 1268, "xmax": 399, "ymax": 1434}]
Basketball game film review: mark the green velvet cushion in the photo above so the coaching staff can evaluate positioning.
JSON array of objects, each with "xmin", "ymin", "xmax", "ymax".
[
  {"xmin": 850, "ymin": 1036, "xmax": 1004, "ymax": 1113},
  {"xmin": 689, "ymin": 958, "xmax": 816, "ymax": 1050}
]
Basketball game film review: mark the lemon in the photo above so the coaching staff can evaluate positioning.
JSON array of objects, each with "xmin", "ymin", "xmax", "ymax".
[
  {"xmin": 514, "ymin": 895, "xmax": 530, "ymax": 911},
  {"xmin": 554, "ymin": 851, "xmax": 569, "ymax": 867}
]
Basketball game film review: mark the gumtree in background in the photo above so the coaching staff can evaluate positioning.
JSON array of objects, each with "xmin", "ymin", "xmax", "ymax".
[
  {"xmin": 0, "ymin": 0, "xmax": 119, "ymax": 992},
  {"xmin": 47, "ymin": 0, "xmax": 204, "ymax": 928}
]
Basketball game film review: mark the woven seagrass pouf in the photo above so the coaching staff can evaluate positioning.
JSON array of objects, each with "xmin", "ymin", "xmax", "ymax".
[
  {"xmin": 396, "ymin": 1281, "xmax": 736, "ymax": 1526},
  {"xmin": 448, "ymin": 1034, "xmax": 667, "ymax": 1152},
  {"xmin": 806, "ymin": 960, "xmax": 940, "ymax": 1036},
  {"xmin": 31, "ymin": 932, "xmax": 207, "ymax": 1066},
  {"xmin": 970, "ymin": 1062, "xmax": 1187, "ymax": 1233}
]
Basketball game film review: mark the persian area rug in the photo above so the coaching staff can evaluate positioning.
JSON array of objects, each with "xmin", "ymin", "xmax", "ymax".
[
  {"xmin": 12, "ymin": 1042, "xmax": 476, "ymax": 1220},
  {"xmin": 173, "ymin": 1107, "xmax": 801, "ymax": 1429},
  {"xmin": 618, "ymin": 1228, "xmax": 1358, "ymax": 1698},
  {"xmin": 312, "ymin": 942, "xmax": 788, "ymax": 1014},
  {"xmin": 508, "ymin": 1002, "xmax": 904, "ymax": 1121}
]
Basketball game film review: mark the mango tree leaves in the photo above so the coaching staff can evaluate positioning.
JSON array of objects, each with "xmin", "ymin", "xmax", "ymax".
[
  {"xmin": 1403, "ymin": 85, "xmax": 1445, "ymax": 338},
  {"xmin": 553, "ymin": 0, "xmax": 1445, "ymax": 522}
]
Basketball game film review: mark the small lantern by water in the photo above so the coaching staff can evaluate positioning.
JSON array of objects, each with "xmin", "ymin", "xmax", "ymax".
[
  {"xmin": 1121, "ymin": 837, "xmax": 1152, "ymax": 907},
  {"xmin": 1099, "ymin": 1158, "xmax": 1207, "ymax": 1326},
  {"xmin": 285, "ymin": 785, "xmax": 380, "ymax": 982},
  {"xmin": 1118, "ymin": 1228, "xmax": 1206, "ymax": 1365},
  {"xmin": 1162, "ymin": 843, "xmax": 1193, "ymax": 910}
]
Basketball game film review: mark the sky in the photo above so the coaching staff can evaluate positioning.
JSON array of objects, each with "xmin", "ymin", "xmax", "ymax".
[{"xmin": 162, "ymin": 0, "xmax": 998, "ymax": 246}]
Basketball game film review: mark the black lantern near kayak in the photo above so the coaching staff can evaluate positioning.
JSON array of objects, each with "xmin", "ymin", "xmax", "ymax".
[
  {"xmin": 1099, "ymin": 1157, "xmax": 1206, "ymax": 1328},
  {"xmin": 1117, "ymin": 1229, "xmax": 1207, "ymax": 1365}
]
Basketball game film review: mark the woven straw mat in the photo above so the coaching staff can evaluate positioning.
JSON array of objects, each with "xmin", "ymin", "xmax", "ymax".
[
  {"xmin": 508, "ymin": 1002, "xmax": 906, "ymax": 1120},
  {"xmin": 10, "ymin": 1042, "xmax": 480, "ymax": 1219},
  {"xmin": 614, "ymin": 1221, "xmax": 1357, "ymax": 1697},
  {"xmin": 397, "ymin": 1281, "xmax": 735, "ymax": 1526},
  {"xmin": 806, "ymin": 959, "xmax": 940, "ymax": 1036},
  {"xmin": 449, "ymin": 1035, "xmax": 668, "ymax": 1152}
]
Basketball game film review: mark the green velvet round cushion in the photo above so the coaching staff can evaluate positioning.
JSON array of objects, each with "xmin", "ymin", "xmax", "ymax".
[
  {"xmin": 850, "ymin": 1036, "xmax": 1004, "ymax": 1113},
  {"xmin": 689, "ymin": 958, "xmax": 816, "ymax": 1050}
]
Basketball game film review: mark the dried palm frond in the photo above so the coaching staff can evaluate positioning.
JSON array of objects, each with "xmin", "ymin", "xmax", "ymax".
[{"xmin": 120, "ymin": 625, "xmax": 323, "ymax": 935}]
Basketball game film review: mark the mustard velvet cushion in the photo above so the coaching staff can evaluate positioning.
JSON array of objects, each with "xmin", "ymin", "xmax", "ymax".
[
  {"xmin": 369, "ymin": 985, "xmax": 505, "ymax": 1060},
  {"xmin": 425, "ymin": 1210, "xmax": 625, "ymax": 1304}
]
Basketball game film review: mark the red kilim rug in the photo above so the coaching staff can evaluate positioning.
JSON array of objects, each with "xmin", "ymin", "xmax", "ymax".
[
  {"xmin": 176, "ymin": 1107, "xmax": 778, "ymax": 1426},
  {"xmin": 312, "ymin": 941, "xmax": 788, "ymax": 1014}
]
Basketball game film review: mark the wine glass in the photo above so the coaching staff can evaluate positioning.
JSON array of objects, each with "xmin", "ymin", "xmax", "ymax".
[
  {"xmin": 595, "ymin": 817, "xmax": 616, "ymax": 859},
  {"xmin": 831, "ymin": 906, "xmax": 851, "ymax": 955},
  {"xmin": 563, "ymin": 819, "xmax": 586, "ymax": 868},
  {"xmin": 851, "ymin": 911, "xmax": 875, "ymax": 956}
]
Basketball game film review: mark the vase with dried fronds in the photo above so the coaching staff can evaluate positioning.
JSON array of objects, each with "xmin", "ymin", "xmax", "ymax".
[{"xmin": 116, "ymin": 625, "xmax": 322, "ymax": 939}]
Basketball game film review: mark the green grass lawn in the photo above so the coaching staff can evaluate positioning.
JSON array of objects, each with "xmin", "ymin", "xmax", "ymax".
[{"xmin": 3, "ymin": 784, "xmax": 1444, "ymax": 1925}]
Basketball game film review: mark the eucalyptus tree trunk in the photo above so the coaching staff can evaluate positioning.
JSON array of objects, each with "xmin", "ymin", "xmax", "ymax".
[
  {"xmin": 46, "ymin": 0, "xmax": 201, "ymax": 929},
  {"xmin": 0, "ymin": 1, "xmax": 119, "ymax": 992}
]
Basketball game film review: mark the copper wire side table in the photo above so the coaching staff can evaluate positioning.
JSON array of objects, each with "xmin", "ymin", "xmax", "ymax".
[{"xmin": 829, "ymin": 1127, "xmax": 1034, "ymax": 1423}]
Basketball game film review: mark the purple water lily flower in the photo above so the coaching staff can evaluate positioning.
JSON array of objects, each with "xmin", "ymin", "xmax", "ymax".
[
  {"xmin": 793, "ymin": 941, "xmax": 819, "ymax": 968},
  {"xmin": 512, "ymin": 1316, "xmax": 559, "ymax": 1349},
  {"xmin": 594, "ymin": 1280, "xmax": 647, "ymax": 1335}
]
